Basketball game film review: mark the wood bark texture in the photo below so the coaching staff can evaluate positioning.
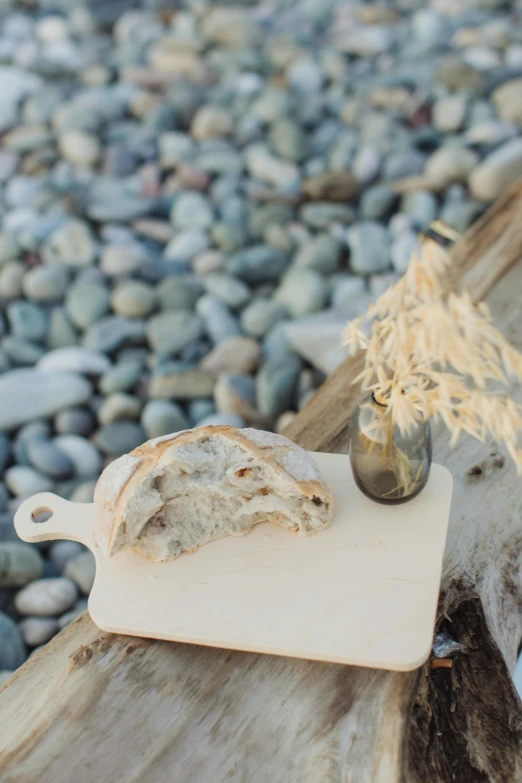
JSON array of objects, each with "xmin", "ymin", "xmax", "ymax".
[{"xmin": 1, "ymin": 183, "xmax": 522, "ymax": 783}]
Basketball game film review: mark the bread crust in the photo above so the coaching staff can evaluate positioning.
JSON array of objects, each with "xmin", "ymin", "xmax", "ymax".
[{"xmin": 94, "ymin": 425, "xmax": 333, "ymax": 557}]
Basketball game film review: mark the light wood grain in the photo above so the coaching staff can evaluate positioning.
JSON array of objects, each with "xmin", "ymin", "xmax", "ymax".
[
  {"xmin": 1, "ymin": 182, "xmax": 522, "ymax": 782},
  {"xmin": 14, "ymin": 459, "xmax": 452, "ymax": 671}
]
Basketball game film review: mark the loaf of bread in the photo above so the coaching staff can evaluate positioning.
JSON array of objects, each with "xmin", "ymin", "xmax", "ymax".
[{"xmin": 94, "ymin": 425, "xmax": 334, "ymax": 561}]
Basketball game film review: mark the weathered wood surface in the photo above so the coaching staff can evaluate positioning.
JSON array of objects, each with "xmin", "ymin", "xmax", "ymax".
[{"xmin": 1, "ymin": 183, "xmax": 522, "ymax": 783}]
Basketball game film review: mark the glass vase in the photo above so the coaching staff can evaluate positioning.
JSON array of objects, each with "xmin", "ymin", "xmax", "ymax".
[{"xmin": 348, "ymin": 394, "xmax": 432, "ymax": 504}]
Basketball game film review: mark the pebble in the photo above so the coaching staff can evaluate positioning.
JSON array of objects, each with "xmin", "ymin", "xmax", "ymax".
[
  {"xmin": 42, "ymin": 220, "xmax": 97, "ymax": 268},
  {"xmin": 37, "ymin": 347, "xmax": 110, "ymax": 376},
  {"xmin": 141, "ymin": 400, "xmax": 189, "ymax": 440},
  {"xmin": 432, "ymin": 94, "xmax": 468, "ymax": 133},
  {"xmin": 49, "ymin": 540, "xmax": 83, "ymax": 572},
  {"xmin": 5, "ymin": 465, "xmax": 52, "ymax": 496},
  {"xmin": 94, "ymin": 421, "xmax": 146, "ymax": 456},
  {"xmin": 157, "ymin": 276, "xmax": 202, "ymax": 312},
  {"xmin": 196, "ymin": 296, "xmax": 240, "ymax": 344},
  {"xmin": 19, "ymin": 617, "xmax": 59, "ymax": 647},
  {"xmin": 65, "ymin": 281, "xmax": 110, "ymax": 330},
  {"xmin": 198, "ymin": 413, "xmax": 245, "ymax": 428},
  {"xmin": 0, "ymin": 232, "xmax": 20, "ymax": 264},
  {"xmin": 53, "ymin": 435, "xmax": 102, "ymax": 477},
  {"xmin": 424, "ymin": 146, "xmax": 478, "ymax": 189},
  {"xmin": 347, "ymin": 221, "xmax": 390, "ymax": 275},
  {"xmin": 0, "ymin": 262, "xmax": 25, "ymax": 300},
  {"xmin": 214, "ymin": 374, "xmax": 258, "ymax": 422},
  {"xmin": 302, "ymin": 171, "xmax": 360, "ymax": 202},
  {"xmin": 99, "ymin": 360, "xmax": 142, "ymax": 395},
  {"xmin": 171, "ymin": 192, "xmax": 214, "ymax": 231},
  {"xmin": 492, "ymin": 79, "xmax": 522, "ymax": 127},
  {"xmin": 26, "ymin": 439, "xmax": 74, "ymax": 479},
  {"xmin": 246, "ymin": 144, "xmax": 299, "ymax": 190},
  {"xmin": 203, "ymin": 274, "xmax": 251, "ymax": 310},
  {"xmin": 0, "ymin": 370, "xmax": 91, "ymax": 431},
  {"xmin": 274, "ymin": 270, "xmax": 328, "ymax": 318},
  {"xmin": 401, "ymin": 190, "xmax": 437, "ymax": 228},
  {"xmin": 147, "ymin": 311, "xmax": 203, "ymax": 356},
  {"xmin": 201, "ymin": 336, "xmax": 260, "ymax": 375},
  {"xmin": 149, "ymin": 369, "xmax": 215, "ymax": 400},
  {"xmin": 69, "ymin": 482, "xmax": 96, "ymax": 504},
  {"xmin": 292, "ymin": 235, "xmax": 342, "ymax": 274},
  {"xmin": 15, "ymin": 577, "xmax": 77, "ymax": 617},
  {"xmin": 98, "ymin": 393, "xmax": 141, "ymax": 425},
  {"xmin": 468, "ymin": 139, "xmax": 522, "ymax": 201},
  {"xmin": 47, "ymin": 308, "xmax": 78, "ymax": 350},
  {"xmin": 256, "ymin": 356, "xmax": 302, "ymax": 420},
  {"xmin": 164, "ymin": 230, "xmax": 210, "ymax": 263},
  {"xmin": 391, "ymin": 231, "xmax": 417, "ymax": 274},
  {"xmin": 285, "ymin": 310, "xmax": 349, "ymax": 375},
  {"xmin": 84, "ymin": 316, "xmax": 145, "ymax": 354},
  {"xmin": 0, "ymin": 543, "xmax": 43, "ymax": 587},
  {"xmin": 226, "ymin": 245, "xmax": 288, "ymax": 284},
  {"xmin": 64, "ymin": 552, "xmax": 95, "ymax": 595},
  {"xmin": 0, "ymin": 611, "xmax": 25, "ymax": 670},
  {"xmin": 7, "ymin": 301, "xmax": 47, "ymax": 342},
  {"xmin": 331, "ymin": 277, "xmax": 368, "ymax": 310},
  {"xmin": 22, "ymin": 266, "xmax": 68, "ymax": 303},
  {"xmin": 111, "ymin": 280, "xmax": 156, "ymax": 318}
]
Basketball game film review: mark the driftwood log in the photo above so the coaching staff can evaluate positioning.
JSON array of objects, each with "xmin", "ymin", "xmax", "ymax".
[{"xmin": 1, "ymin": 184, "xmax": 522, "ymax": 783}]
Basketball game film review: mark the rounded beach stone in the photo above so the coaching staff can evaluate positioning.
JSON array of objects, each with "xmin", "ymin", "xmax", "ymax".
[
  {"xmin": 58, "ymin": 130, "xmax": 101, "ymax": 167},
  {"xmin": 99, "ymin": 360, "xmax": 142, "ymax": 395},
  {"xmin": 65, "ymin": 280, "xmax": 110, "ymax": 330},
  {"xmin": 53, "ymin": 434, "xmax": 102, "ymax": 477},
  {"xmin": 195, "ymin": 296, "xmax": 240, "ymax": 344},
  {"xmin": 93, "ymin": 421, "xmax": 146, "ymax": 456},
  {"xmin": 54, "ymin": 408, "xmax": 95, "ymax": 436},
  {"xmin": 7, "ymin": 301, "xmax": 47, "ymax": 342},
  {"xmin": 111, "ymin": 280, "xmax": 157, "ymax": 318},
  {"xmin": 157, "ymin": 276, "xmax": 202, "ymax": 311},
  {"xmin": 141, "ymin": 400, "xmax": 189, "ymax": 440},
  {"xmin": 170, "ymin": 192, "xmax": 214, "ymax": 230},
  {"xmin": 69, "ymin": 481, "xmax": 96, "ymax": 504},
  {"xmin": 256, "ymin": 356, "xmax": 302, "ymax": 420},
  {"xmin": 147, "ymin": 311, "xmax": 203, "ymax": 356},
  {"xmin": 42, "ymin": 219, "xmax": 97, "ymax": 268},
  {"xmin": 49, "ymin": 540, "xmax": 83, "ymax": 573},
  {"xmin": 0, "ymin": 369, "xmax": 92, "ymax": 431},
  {"xmin": 15, "ymin": 577, "xmax": 77, "ymax": 617},
  {"xmin": 22, "ymin": 266, "xmax": 68, "ymax": 302},
  {"xmin": 201, "ymin": 336, "xmax": 260, "ymax": 375},
  {"xmin": 5, "ymin": 466, "xmax": 53, "ymax": 496},
  {"xmin": 240, "ymin": 299, "xmax": 286, "ymax": 338},
  {"xmin": 19, "ymin": 617, "xmax": 59, "ymax": 647},
  {"xmin": 64, "ymin": 551, "xmax": 95, "ymax": 595},
  {"xmin": 203, "ymin": 274, "xmax": 251, "ymax": 310},
  {"xmin": 26, "ymin": 438, "xmax": 74, "ymax": 479},
  {"xmin": 98, "ymin": 393, "xmax": 141, "ymax": 425},
  {"xmin": 0, "ymin": 543, "xmax": 44, "ymax": 587},
  {"xmin": 468, "ymin": 139, "xmax": 522, "ymax": 201},
  {"xmin": 274, "ymin": 269, "xmax": 328, "ymax": 318},
  {"xmin": 37, "ymin": 347, "xmax": 110, "ymax": 376},
  {"xmin": 0, "ymin": 611, "xmax": 26, "ymax": 670}
]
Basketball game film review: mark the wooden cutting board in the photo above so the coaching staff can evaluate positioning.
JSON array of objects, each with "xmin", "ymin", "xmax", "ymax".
[{"xmin": 14, "ymin": 453, "xmax": 452, "ymax": 672}]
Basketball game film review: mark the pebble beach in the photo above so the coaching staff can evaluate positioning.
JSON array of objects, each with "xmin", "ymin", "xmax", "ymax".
[{"xmin": 1, "ymin": 0, "xmax": 522, "ymax": 676}]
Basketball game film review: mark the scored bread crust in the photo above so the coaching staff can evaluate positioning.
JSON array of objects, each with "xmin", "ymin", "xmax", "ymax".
[{"xmin": 94, "ymin": 425, "xmax": 333, "ymax": 559}]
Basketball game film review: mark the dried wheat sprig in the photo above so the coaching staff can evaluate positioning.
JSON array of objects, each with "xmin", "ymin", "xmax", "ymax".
[{"xmin": 342, "ymin": 231, "xmax": 522, "ymax": 474}]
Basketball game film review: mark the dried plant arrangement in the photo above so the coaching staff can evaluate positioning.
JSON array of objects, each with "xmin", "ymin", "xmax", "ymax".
[{"xmin": 343, "ymin": 223, "xmax": 522, "ymax": 488}]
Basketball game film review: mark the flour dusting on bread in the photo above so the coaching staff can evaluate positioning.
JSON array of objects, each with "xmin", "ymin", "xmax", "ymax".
[{"xmin": 94, "ymin": 426, "xmax": 334, "ymax": 562}]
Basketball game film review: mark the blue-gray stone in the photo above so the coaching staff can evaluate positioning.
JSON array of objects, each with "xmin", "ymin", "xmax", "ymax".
[
  {"xmin": 65, "ymin": 281, "xmax": 110, "ymax": 330},
  {"xmin": 240, "ymin": 299, "xmax": 286, "ymax": 339},
  {"xmin": 2, "ymin": 337, "xmax": 44, "ymax": 366},
  {"xmin": 84, "ymin": 316, "xmax": 145, "ymax": 354},
  {"xmin": 0, "ymin": 542, "xmax": 44, "ymax": 587},
  {"xmin": 87, "ymin": 178, "xmax": 154, "ymax": 223},
  {"xmin": 26, "ymin": 439, "xmax": 75, "ymax": 479},
  {"xmin": 196, "ymin": 296, "xmax": 240, "ymax": 344},
  {"xmin": 146, "ymin": 311, "xmax": 203, "ymax": 357},
  {"xmin": 94, "ymin": 421, "xmax": 146, "ymax": 456},
  {"xmin": 256, "ymin": 356, "xmax": 302, "ymax": 420},
  {"xmin": 99, "ymin": 360, "xmax": 143, "ymax": 395},
  {"xmin": 157, "ymin": 276, "xmax": 202, "ymax": 312},
  {"xmin": 0, "ymin": 370, "xmax": 92, "ymax": 432},
  {"xmin": 188, "ymin": 399, "xmax": 216, "ymax": 426},
  {"xmin": 47, "ymin": 307, "xmax": 78, "ymax": 350},
  {"xmin": 360, "ymin": 185, "xmax": 397, "ymax": 220},
  {"xmin": 262, "ymin": 321, "xmax": 298, "ymax": 363},
  {"xmin": 226, "ymin": 245, "xmax": 289, "ymax": 284},
  {"xmin": 0, "ymin": 611, "xmax": 26, "ymax": 670},
  {"xmin": 7, "ymin": 301, "xmax": 47, "ymax": 342},
  {"xmin": 141, "ymin": 400, "xmax": 189, "ymax": 440},
  {"xmin": 54, "ymin": 408, "xmax": 96, "ymax": 437}
]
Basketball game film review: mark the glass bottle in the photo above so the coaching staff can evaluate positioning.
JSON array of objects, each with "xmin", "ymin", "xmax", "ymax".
[{"xmin": 348, "ymin": 394, "xmax": 432, "ymax": 504}]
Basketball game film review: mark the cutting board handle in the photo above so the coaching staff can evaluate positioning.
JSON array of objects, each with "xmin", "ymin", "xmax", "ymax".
[{"xmin": 14, "ymin": 492, "xmax": 96, "ymax": 551}]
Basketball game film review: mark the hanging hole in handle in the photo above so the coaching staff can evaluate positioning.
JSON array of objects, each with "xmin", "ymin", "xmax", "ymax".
[{"xmin": 32, "ymin": 507, "xmax": 53, "ymax": 524}]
